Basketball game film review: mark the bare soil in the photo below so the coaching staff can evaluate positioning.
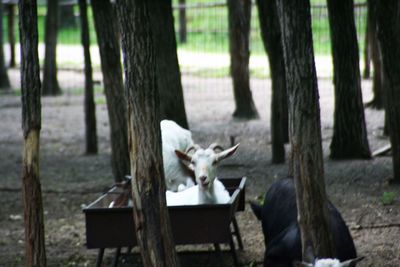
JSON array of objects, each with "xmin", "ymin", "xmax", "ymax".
[{"xmin": 0, "ymin": 69, "xmax": 399, "ymax": 267}]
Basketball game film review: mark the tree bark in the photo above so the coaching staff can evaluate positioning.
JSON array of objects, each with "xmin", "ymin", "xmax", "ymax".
[
  {"xmin": 7, "ymin": 4, "xmax": 16, "ymax": 68},
  {"xmin": 256, "ymin": 0, "xmax": 288, "ymax": 163},
  {"xmin": 43, "ymin": 0, "xmax": 61, "ymax": 96},
  {"xmin": 149, "ymin": 0, "xmax": 189, "ymax": 129},
  {"xmin": 365, "ymin": 0, "xmax": 384, "ymax": 110},
  {"xmin": 92, "ymin": 0, "xmax": 129, "ymax": 182},
  {"xmin": 19, "ymin": 0, "xmax": 47, "ymax": 266},
  {"xmin": 327, "ymin": 0, "xmax": 371, "ymax": 159},
  {"xmin": 227, "ymin": 0, "xmax": 259, "ymax": 120},
  {"xmin": 115, "ymin": 0, "xmax": 181, "ymax": 266},
  {"xmin": 276, "ymin": 0, "xmax": 335, "ymax": 261},
  {"xmin": 376, "ymin": 0, "xmax": 400, "ymax": 184},
  {"xmin": 178, "ymin": 0, "xmax": 187, "ymax": 43},
  {"xmin": 79, "ymin": 0, "xmax": 98, "ymax": 154},
  {"xmin": 363, "ymin": 7, "xmax": 371, "ymax": 79},
  {"xmin": 0, "ymin": 2, "xmax": 10, "ymax": 90}
]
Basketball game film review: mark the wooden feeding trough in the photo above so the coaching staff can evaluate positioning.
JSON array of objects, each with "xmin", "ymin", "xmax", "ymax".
[{"xmin": 83, "ymin": 177, "xmax": 247, "ymax": 267}]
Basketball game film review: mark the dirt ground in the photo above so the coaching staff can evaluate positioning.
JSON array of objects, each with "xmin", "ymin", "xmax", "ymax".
[{"xmin": 0, "ymin": 69, "xmax": 399, "ymax": 267}]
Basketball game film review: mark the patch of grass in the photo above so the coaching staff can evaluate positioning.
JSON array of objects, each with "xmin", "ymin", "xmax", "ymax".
[
  {"xmin": 95, "ymin": 96, "xmax": 106, "ymax": 105},
  {"xmin": 382, "ymin": 191, "xmax": 396, "ymax": 206}
]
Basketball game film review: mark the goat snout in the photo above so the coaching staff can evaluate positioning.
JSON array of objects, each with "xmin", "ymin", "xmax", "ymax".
[{"xmin": 199, "ymin": 175, "xmax": 207, "ymax": 183}]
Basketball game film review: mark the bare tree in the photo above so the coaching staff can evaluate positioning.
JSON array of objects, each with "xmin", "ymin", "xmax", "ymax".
[
  {"xmin": 59, "ymin": 0, "xmax": 76, "ymax": 28},
  {"xmin": 227, "ymin": 0, "xmax": 259, "ymax": 120},
  {"xmin": 43, "ymin": 0, "xmax": 61, "ymax": 95},
  {"xmin": 178, "ymin": 0, "xmax": 187, "ymax": 43},
  {"xmin": 327, "ymin": 0, "xmax": 371, "ymax": 159},
  {"xmin": 0, "ymin": 2, "xmax": 10, "ymax": 90},
  {"xmin": 376, "ymin": 0, "xmax": 400, "ymax": 184},
  {"xmin": 256, "ymin": 0, "xmax": 288, "ymax": 163},
  {"xmin": 7, "ymin": 3, "xmax": 16, "ymax": 68},
  {"xmin": 115, "ymin": 0, "xmax": 181, "ymax": 266},
  {"xmin": 19, "ymin": 0, "xmax": 47, "ymax": 266},
  {"xmin": 92, "ymin": 0, "xmax": 129, "ymax": 182},
  {"xmin": 149, "ymin": 0, "xmax": 189, "ymax": 129},
  {"xmin": 276, "ymin": 0, "xmax": 335, "ymax": 261},
  {"xmin": 78, "ymin": 0, "xmax": 98, "ymax": 154}
]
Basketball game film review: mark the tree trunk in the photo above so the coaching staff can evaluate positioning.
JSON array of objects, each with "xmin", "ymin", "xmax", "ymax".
[
  {"xmin": 7, "ymin": 4, "xmax": 16, "ymax": 68},
  {"xmin": 276, "ymin": 0, "xmax": 335, "ymax": 261},
  {"xmin": 59, "ymin": 1, "xmax": 76, "ymax": 28},
  {"xmin": 327, "ymin": 0, "xmax": 371, "ymax": 159},
  {"xmin": 115, "ymin": 0, "xmax": 181, "ymax": 266},
  {"xmin": 178, "ymin": 0, "xmax": 187, "ymax": 43},
  {"xmin": 376, "ymin": 0, "xmax": 400, "ymax": 184},
  {"xmin": 92, "ymin": 0, "xmax": 129, "ymax": 182},
  {"xmin": 0, "ymin": 2, "xmax": 10, "ymax": 90},
  {"xmin": 227, "ymin": 0, "xmax": 259, "ymax": 120},
  {"xmin": 363, "ymin": 7, "xmax": 371, "ymax": 79},
  {"xmin": 43, "ymin": 0, "xmax": 61, "ymax": 96},
  {"xmin": 19, "ymin": 0, "xmax": 47, "ymax": 266},
  {"xmin": 149, "ymin": 0, "xmax": 189, "ymax": 129},
  {"xmin": 256, "ymin": 0, "xmax": 288, "ymax": 163},
  {"xmin": 79, "ymin": 0, "xmax": 97, "ymax": 154},
  {"xmin": 365, "ymin": 0, "xmax": 384, "ymax": 110}
]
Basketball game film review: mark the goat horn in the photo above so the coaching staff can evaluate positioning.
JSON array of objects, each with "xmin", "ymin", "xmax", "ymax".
[
  {"xmin": 185, "ymin": 144, "xmax": 201, "ymax": 154},
  {"xmin": 208, "ymin": 143, "xmax": 224, "ymax": 152}
]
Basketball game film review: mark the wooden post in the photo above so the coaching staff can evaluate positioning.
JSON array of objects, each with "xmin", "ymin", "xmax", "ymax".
[{"xmin": 18, "ymin": 0, "xmax": 47, "ymax": 266}]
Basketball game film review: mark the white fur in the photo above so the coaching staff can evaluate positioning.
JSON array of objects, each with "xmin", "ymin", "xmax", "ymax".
[
  {"xmin": 314, "ymin": 259, "xmax": 342, "ymax": 267},
  {"xmin": 166, "ymin": 178, "xmax": 230, "ymax": 206},
  {"xmin": 161, "ymin": 120, "xmax": 194, "ymax": 192}
]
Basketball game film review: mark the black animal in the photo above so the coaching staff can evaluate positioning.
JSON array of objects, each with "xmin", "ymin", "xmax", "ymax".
[{"xmin": 251, "ymin": 178, "xmax": 358, "ymax": 267}]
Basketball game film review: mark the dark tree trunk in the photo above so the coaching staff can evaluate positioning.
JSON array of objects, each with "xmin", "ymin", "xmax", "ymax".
[
  {"xmin": 43, "ymin": 0, "xmax": 61, "ymax": 96},
  {"xmin": 363, "ymin": 7, "xmax": 371, "ymax": 79},
  {"xmin": 59, "ymin": 1, "xmax": 76, "ymax": 28},
  {"xmin": 79, "ymin": 0, "xmax": 97, "ymax": 154},
  {"xmin": 365, "ymin": 0, "xmax": 384, "ymax": 110},
  {"xmin": 327, "ymin": 0, "xmax": 371, "ymax": 159},
  {"xmin": 92, "ymin": 0, "xmax": 129, "ymax": 182},
  {"xmin": 115, "ymin": 0, "xmax": 181, "ymax": 266},
  {"xmin": 376, "ymin": 0, "xmax": 400, "ymax": 184},
  {"xmin": 178, "ymin": 0, "xmax": 187, "ymax": 43},
  {"xmin": 276, "ymin": 0, "xmax": 335, "ymax": 261},
  {"xmin": 227, "ymin": 0, "xmax": 259, "ymax": 120},
  {"xmin": 256, "ymin": 0, "xmax": 288, "ymax": 163},
  {"xmin": 18, "ymin": 0, "xmax": 47, "ymax": 266},
  {"xmin": 7, "ymin": 4, "xmax": 16, "ymax": 68},
  {"xmin": 0, "ymin": 2, "xmax": 10, "ymax": 90},
  {"xmin": 149, "ymin": 0, "xmax": 189, "ymax": 129}
]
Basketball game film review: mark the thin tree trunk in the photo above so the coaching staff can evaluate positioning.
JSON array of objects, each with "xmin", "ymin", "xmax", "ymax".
[
  {"xmin": 376, "ymin": 0, "xmax": 400, "ymax": 183},
  {"xmin": 228, "ymin": 0, "xmax": 259, "ymax": 120},
  {"xmin": 115, "ymin": 0, "xmax": 181, "ymax": 266},
  {"xmin": 276, "ymin": 0, "xmax": 335, "ymax": 261},
  {"xmin": 79, "ymin": 0, "xmax": 97, "ymax": 154},
  {"xmin": 7, "ymin": 4, "xmax": 16, "ymax": 68},
  {"xmin": 256, "ymin": 0, "xmax": 287, "ymax": 163},
  {"xmin": 59, "ymin": 1, "xmax": 76, "ymax": 28},
  {"xmin": 178, "ymin": 0, "xmax": 187, "ymax": 43},
  {"xmin": 19, "ymin": 0, "xmax": 47, "ymax": 266},
  {"xmin": 43, "ymin": 0, "xmax": 61, "ymax": 96},
  {"xmin": 363, "ymin": 7, "xmax": 371, "ymax": 79},
  {"xmin": 149, "ymin": 0, "xmax": 189, "ymax": 129},
  {"xmin": 327, "ymin": 0, "xmax": 371, "ymax": 159},
  {"xmin": 365, "ymin": 0, "xmax": 384, "ymax": 110},
  {"xmin": 0, "ymin": 2, "xmax": 10, "ymax": 90},
  {"xmin": 92, "ymin": 0, "xmax": 129, "ymax": 182}
]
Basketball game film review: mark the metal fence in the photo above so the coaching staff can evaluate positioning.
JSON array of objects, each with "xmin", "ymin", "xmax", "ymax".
[{"xmin": 2, "ymin": 1, "xmax": 367, "ymax": 77}]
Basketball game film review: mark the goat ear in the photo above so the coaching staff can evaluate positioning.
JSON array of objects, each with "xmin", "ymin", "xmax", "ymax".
[
  {"xmin": 215, "ymin": 143, "xmax": 240, "ymax": 163},
  {"xmin": 250, "ymin": 202, "xmax": 262, "ymax": 221},
  {"xmin": 341, "ymin": 257, "xmax": 365, "ymax": 267},
  {"xmin": 175, "ymin": 149, "xmax": 192, "ymax": 162},
  {"xmin": 292, "ymin": 261, "xmax": 312, "ymax": 267}
]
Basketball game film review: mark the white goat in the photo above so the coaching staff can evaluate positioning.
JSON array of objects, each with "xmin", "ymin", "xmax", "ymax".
[
  {"xmin": 294, "ymin": 257, "xmax": 364, "ymax": 267},
  {"xmin": 166, "ymin": 143, "xmax": 240, "ymax": 206},
  {"xmin": 161, "ymin": 120, "xmax": 195, "ymax": 192}
]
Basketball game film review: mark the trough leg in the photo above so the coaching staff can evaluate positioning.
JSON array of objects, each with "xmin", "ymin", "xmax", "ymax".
[
  {"xmin": 232, "ymin": 216, "xmax": 244, "ymax": 250},
  {"xmin": 229, "ymin": 235, "xmax": 239, "ymax": 267},
  {"xmin": 213, "ymin": 243, "xmax": 226, "ymax": 267},
  {"xmin": 111, "ymin": 247, "xmax": 121, "ymax": 267},
  {"xmin": 96, "ymin": 248, "xmax": 105, "ymax": 267}
]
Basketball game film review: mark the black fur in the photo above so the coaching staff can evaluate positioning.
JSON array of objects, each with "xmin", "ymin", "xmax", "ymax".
[{"xmin": 251, "ymin": 178, "xmax": 357, "ymax": 267}]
